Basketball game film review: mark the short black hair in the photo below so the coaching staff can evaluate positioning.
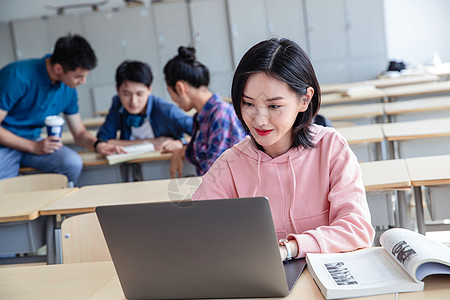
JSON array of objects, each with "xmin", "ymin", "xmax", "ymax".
[
  {"xmin": 164, "ymin": 46, "xmax": 209, "ymax": 90},
  {"xmin": 50, "ymin": 34, "xmax": 97, "ymax": 72},
  {"xmin": 231, "ymin": 38, "xmax": 321, "ymax": 150},
  {"xmin": 115, "ymin": 60, "xmax": 153, "ymax": 88}
]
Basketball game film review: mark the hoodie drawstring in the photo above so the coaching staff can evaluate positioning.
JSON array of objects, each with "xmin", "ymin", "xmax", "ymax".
[
  {"xmin": 288, "ymin": 155, "xmax": 300, "ymax": 233},
  {"xmin": 254, "ymin": 151, "xmax": 262, "ymax": 197}
]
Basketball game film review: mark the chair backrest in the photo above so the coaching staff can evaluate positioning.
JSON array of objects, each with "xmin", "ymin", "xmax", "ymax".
[
  {"xmin": 0, "ymin": 173, "xmax": 68, "ymax": 194},
  {"xmin": 61, "ymin": 212, "xmax": 111, "ymax": 263}
]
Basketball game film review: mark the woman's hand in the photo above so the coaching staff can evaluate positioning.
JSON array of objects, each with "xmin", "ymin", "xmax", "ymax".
[{"xmin": 170, "ymin": 148, "xmax": 185, "ymax": 178}]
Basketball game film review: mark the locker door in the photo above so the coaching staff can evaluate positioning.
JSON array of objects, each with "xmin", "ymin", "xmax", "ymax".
[
  {"xmin": 11, "ymin": 17, "xmax": 50, "ymax": 60},
  {"xmin": 81, "ymin": 10, "xmax": 124, "ymax": 86},
  {"xmin": 265, "ymin": 0, "xmax": 307, "ymax": 52},
  {"xmin": 305, "ymin": 0, "xmax": 347, "ymax": 61},
  {"xmin": 346, "ymin": 0, "xmax": 387, "ymax": 58},
  {"xmin": 189, "ymin": 0, "xmax": 233, "ymax": 73},
  {"xmin": 0, "ymin": 22, "xmax": 15, "ymax": 68},
  {"xmin": 152, "ymin": 1, "xmax": 192, "ymax": 70},
  {"xmin": 227, "ymin": 0, "xmax": 267, "ymax": 67},
  {"xmin": 46, "ymin": 14, "xmax": 85, "ymax": 48}
]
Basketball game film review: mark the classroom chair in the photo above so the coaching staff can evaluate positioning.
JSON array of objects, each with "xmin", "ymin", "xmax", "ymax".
[
  {"xmin": 61, "ymin": 212, "xmax": 111, "ymax": 263},
  {"xmin": 0, "ymin": 173, "xmax": 68, "ymax": 194}
]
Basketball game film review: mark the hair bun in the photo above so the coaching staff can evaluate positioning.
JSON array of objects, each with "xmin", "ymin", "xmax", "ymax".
[{"xmin": 178, "ymin": 46, "xmax": 196, "ymax": 62}]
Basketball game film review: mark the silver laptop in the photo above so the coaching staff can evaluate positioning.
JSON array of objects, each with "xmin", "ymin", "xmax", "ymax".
[{"xmin": 96, "ymin": 197, "xmax": 306, "ymax": 299}]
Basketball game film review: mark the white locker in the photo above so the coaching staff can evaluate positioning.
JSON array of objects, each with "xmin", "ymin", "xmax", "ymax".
[
  {"xmin": 0, "ymin": 22, "xmax": 15, "ymax": 68},
  {"xmin": 227, "ymin": 0, "xmax": 267, "ymax": 67},
  {"xmin": 46, "ymin": 14, "xmax": 85, "ymax": 49},
  {"xmin": 346, "ymin": 0, "xmax": 386, "ymax": 58},
  {"xmin": 152, "ymin": 1, "xmax": 192, "ymax": 71},
  {"xmin": 189, "ymin": 0, "xmax": 233, "ymax": 74},
  {"xmin": 11, "ymin": 17, "xmax": 50, "ymax": 60},
  {"xmin": 265, "ymin": 0, "xmax": 307, "ymax": 52},
  {"xmin": 305, "ymin": 0, "xmax": 347, "ymax": 62}
]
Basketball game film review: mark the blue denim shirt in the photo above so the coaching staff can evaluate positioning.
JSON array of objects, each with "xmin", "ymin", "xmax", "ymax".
[{"xmin": 97, "ymin": 95, "xmax": 193, "ymax": 141}]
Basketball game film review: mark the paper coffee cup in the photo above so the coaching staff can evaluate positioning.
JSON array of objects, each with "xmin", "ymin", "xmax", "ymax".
[{"xmin": 45, "ymin": 115, "xmax": 65, "ymax": 138}]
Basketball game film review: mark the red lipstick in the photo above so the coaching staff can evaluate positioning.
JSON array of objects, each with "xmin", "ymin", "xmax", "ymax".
[{"xmin": 254, "ymin": 128, "xmax": 273, "ymax": 136}]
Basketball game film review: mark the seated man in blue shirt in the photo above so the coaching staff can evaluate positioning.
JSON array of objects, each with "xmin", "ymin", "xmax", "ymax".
[
  {"xmin": 95, "ymin": 60, "xmax": 193, "ymax": 153},
  {"xmin": 0, "ymin": 34, "xmax": 121, "ymax": 185}
]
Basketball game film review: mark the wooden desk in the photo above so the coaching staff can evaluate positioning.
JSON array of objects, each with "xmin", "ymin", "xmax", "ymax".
[
  {"xmin": 1, "ymin": 260, "xmax": 448, "ymax": 299},
  {"xmin": 82, "ymin": 117, "xmax": 106, "ymax": 128},
  {"xmin": 0, "ymin": 189, "xmax": 77, "ymax": 223},
  {"xmin": 0, "ymin": 188, "xmax": 77, "ymax": 262},
  {"xmin": 40, "ymin": 177, "xmax": 202, "ymax": 264},
  {"xmin": 384, "ymin": 96, "xmax": 450, "ymax": 116},
  {"xmin": 319, "ymin": 103, "xmax": 384, "ymax": 123},
  {"xmin": 382, "ymin": 81, "xmax": 450, "ymax": 101},
  {"xmin": 321, "ymin": 89, "xmax": 386, "ymax": 106},
  {"xmin": 382, "ymin": 118, "xmax": 450, "ymax": 159},
  {"xmin": 41, "ymin": 177, "xmax": 202, "ymax": 216},
  {"xmin": 360, "ymin": 160, "xmax": 411, "ymax": 229},
  {"xmin": 77, "ymin": 151, "xmax": 196, "ymax": 186},
  {"xmin": 384, "ymin": 96, "xmax": 450, "ymax": 122},
  {"xmin": 321, "ymin": 74, "xmax": 439, "ymax": 94},
  {"xmin": 360, "ymin": 160, "xmax": 411, "ymax": 192},
  {"xmin": 0, "ymin": 260, "xmax": 386, "ymax": 300},
  {"xmin": 405, "ymin": 155, "xmax": 450, "ymax": 234},
  {"xmin": 336, "ymin": 124, "xmax": 385, "ymax": 161}
]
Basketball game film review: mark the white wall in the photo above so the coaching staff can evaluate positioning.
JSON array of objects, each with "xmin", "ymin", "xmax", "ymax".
[{"xmin": 384, "ymin": 0, "xmax": 450, "ymax": 66}]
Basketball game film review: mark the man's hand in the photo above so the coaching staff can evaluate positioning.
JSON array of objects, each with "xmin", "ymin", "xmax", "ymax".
[
  {"xmin": 33, "ymin": 137, "xmax": 63, "ymax": 155},
  {"xmin": 96, "ymin": 142, "xmax": 126, "ymax": 156}
]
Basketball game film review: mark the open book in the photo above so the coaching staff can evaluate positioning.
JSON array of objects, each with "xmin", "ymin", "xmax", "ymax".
[
  {"xmin": 106, "ymin": 142, "xmax": 157, "ymax": 165},
  {"xmin": 306, "ymin": 228, "xmax": 450, "ymax": 299}
]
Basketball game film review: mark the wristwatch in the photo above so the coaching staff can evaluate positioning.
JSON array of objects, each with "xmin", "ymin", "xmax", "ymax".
[
  {"xmin": 180, "ymin": 137, "xmax": 189, "ymax": 146},
  {"xmin": 279, "ymin": 238, "xmax": 293, "ymax": 260}
]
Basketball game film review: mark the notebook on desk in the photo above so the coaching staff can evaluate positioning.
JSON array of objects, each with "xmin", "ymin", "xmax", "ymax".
[{"xmin": 96, "ymin": 197, "xmax": 306, "ymax": 299}]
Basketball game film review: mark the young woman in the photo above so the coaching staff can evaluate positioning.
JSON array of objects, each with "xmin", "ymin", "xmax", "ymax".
[
  {"xmin": 192, "ymin": 38, "xmax": 374, "ymax": 260},
  {"xmin": 164, "ymin": 46, "xmax": 245, "ymax": 177}
]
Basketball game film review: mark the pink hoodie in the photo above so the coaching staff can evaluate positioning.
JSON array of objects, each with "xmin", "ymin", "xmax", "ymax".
[{"xmin": 192, "ymin": 124, "xmax": 375, "ymax": 258}]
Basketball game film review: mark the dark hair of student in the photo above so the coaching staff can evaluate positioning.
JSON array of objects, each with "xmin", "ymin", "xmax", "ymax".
[
  {"xmin": 163, "ymin": 46, "xmax": 209, "ymax": 91},
  {"xmin": 50, "ymin": 34, "xmax": 97, "ymax": 72},
  {"xmin": 115, "ymin": 60, "xmax": 153, "ymax": 88},
  {"xmin": 231, "ymin": 38, "xmax": 321, "ymax": 150}
]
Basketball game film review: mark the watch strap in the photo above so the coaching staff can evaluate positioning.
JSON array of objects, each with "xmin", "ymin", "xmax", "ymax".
[{"xmin": 279, "ymin": 239, "xmax": 293, "ymax": 260}]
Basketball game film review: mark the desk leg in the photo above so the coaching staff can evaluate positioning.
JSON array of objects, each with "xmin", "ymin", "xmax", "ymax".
[
  {"xmin": 413, "ymin": 186, "xmax": 427, "ymax": 234},
  {"xmin": 46, "ymin": 215, "xmax": 63, "ymax": 264},
  {"xmin": 388, "ymin": 141, "xmax": 400, "ymax": 159},
  {"xmin": 54, "ymin": 227, "xmax": 63, "ymax": 264},
  {"xmin": 397, "ymin": 191, "xmax": 409, "ymax": 229},
  {"xmin": 46, "ymin": 216, "xmax": 56, "ymax": 264}
]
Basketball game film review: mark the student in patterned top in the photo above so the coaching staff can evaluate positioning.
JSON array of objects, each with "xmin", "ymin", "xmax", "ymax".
[{"xmin": 164, "ymin": 46, "xmax": 245, "ymax": 177}]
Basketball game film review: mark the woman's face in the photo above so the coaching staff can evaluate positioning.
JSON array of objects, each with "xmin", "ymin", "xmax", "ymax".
[
  {"xmin": 117, "ymin": 80, "xmax": 151, "ymax": 115},
  {"xmin": 241, "ymin": 72, "xmax": 311, "ymax": 158},
  {"xmin": 166, "ymin": 85, "xmax": 192, "ymax": 112}
]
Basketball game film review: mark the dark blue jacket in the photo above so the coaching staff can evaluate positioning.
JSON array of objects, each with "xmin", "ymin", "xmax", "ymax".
[{"xmin": 97, "ymin": 95, "xmax": 193, "ymax": 141}]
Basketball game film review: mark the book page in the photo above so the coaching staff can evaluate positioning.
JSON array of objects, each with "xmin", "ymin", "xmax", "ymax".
[
  {"xmin": 380, "ymin": 228, "xmax": 450, "ymax": 281},
  {"xmin": 309, "ymin": 248, "xmax": 413, "ymax": 287},
  {"xmin": 106, "ymin": 142, "xmax": 156, "ymax": 165}
]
